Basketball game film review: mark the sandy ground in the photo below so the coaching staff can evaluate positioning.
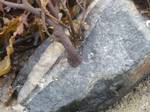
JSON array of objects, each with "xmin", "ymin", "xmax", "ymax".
[{"xmin": 107, "ymin": 76, "xmax": 150, "ymax": 112}]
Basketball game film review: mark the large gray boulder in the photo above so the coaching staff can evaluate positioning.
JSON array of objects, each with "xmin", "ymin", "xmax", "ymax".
[{"xmin": 9, "ymin": 0, "xmax": 150, "ymax": 112}]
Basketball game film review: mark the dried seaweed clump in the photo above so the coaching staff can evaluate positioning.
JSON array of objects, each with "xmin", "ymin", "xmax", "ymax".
[{"xmin": 0, "ymin": 0, "xmax": 90, "ymax": 76}]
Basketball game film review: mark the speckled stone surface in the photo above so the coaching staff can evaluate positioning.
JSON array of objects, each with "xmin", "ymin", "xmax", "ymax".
[{"xmin": 13, "ymin": 0, "xmax": 150, "ymax": 112}]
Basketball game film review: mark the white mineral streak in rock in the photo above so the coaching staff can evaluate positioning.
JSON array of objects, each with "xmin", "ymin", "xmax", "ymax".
[
  {"xmin": 0, "ymin": 104, "xmax": 26, "ymax": 112},
  {"xmin": 11, "ymin": 104, "xmax": 26, "ymax": 112},
  {"xmin": 17, "ymin": 42, "xmax": 65, "ymax": 103}
]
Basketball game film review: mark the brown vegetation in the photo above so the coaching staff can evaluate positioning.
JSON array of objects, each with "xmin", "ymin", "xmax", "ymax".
[{"xmin": 0, "ymin": 0, "xmax": 90, "ymax": 76}]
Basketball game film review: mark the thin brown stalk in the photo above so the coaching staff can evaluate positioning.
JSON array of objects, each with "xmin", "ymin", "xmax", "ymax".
[
  {"xmin": 147, "ymin": 0, "xmax": 150, "ymax": 8},
  {"xmin": 60, "ymin": 0, "xmax": 77, "ymax": 39},
  {"xmin": 0, "ymin": 0, "xmax": 41, "ymax": 15}
]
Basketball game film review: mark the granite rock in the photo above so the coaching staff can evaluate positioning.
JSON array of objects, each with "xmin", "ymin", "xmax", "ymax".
[{"xmin": 12, "ymin": 0, "xmax": 150, "ymax": 112}]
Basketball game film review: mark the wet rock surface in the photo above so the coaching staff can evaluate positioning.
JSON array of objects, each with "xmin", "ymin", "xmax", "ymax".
[{"xmin": 5, "ymin": 0, "xmax": 150, "ymax": 112}]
